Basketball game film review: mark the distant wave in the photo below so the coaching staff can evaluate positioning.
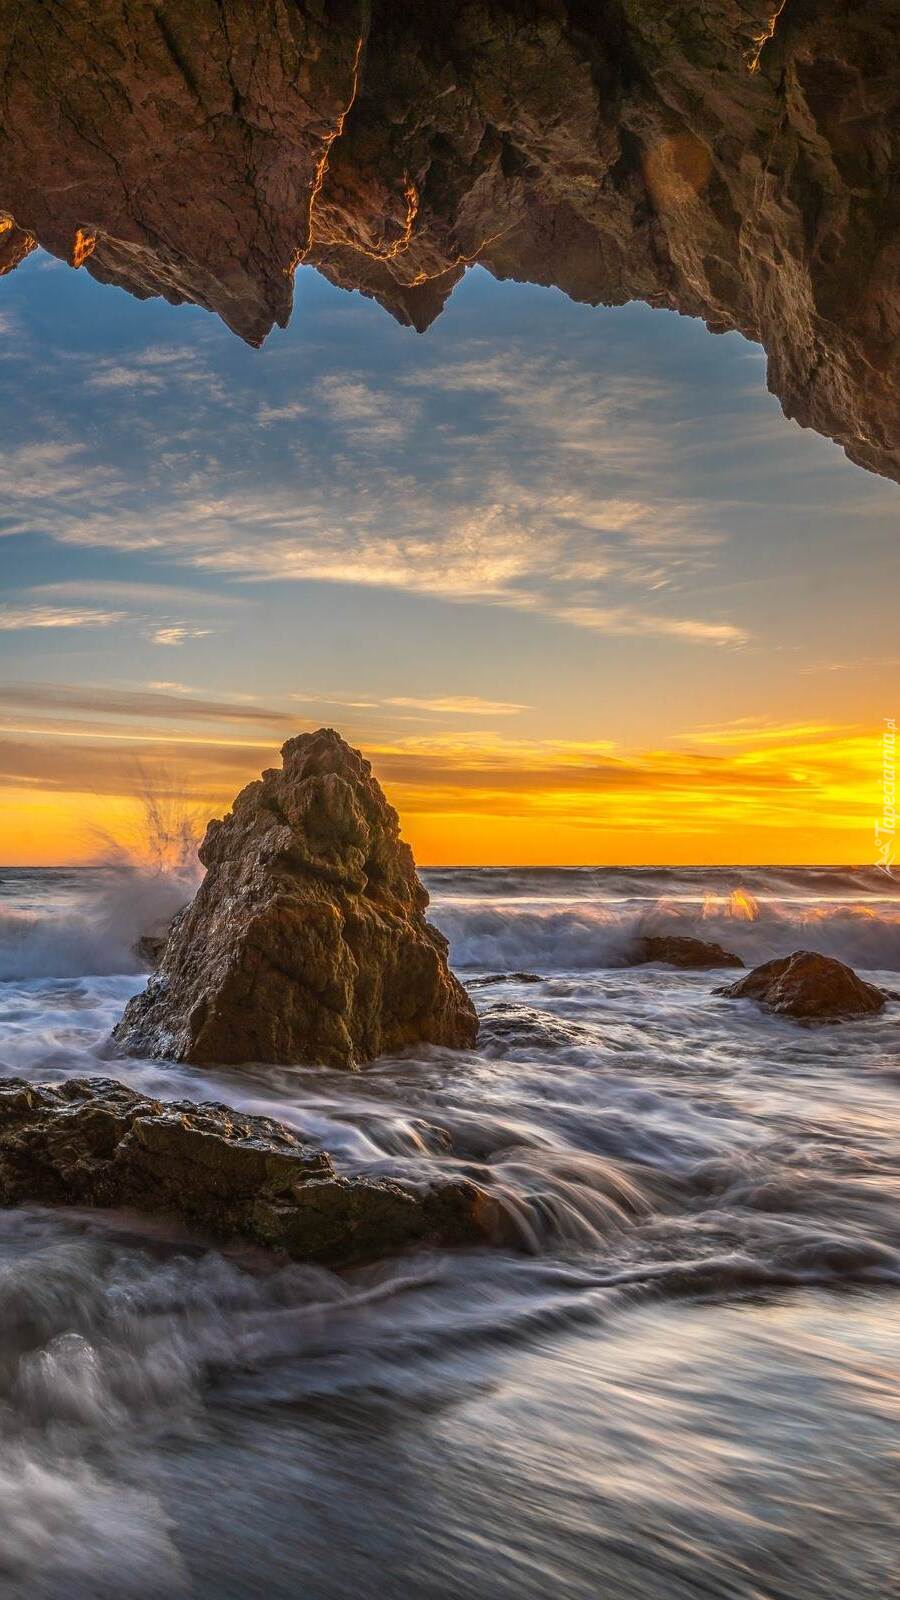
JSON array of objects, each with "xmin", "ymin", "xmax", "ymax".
[
  {"xmin": 434, "ymin": 891, "xmax": 900, "ymax": 974},
  {"xmin": 2, "ymin": 864, "xmax": 899, "ymax": 981},
  {"xmin": 423, "ymin": 865, "xmax": 899, "ymax": 901}
]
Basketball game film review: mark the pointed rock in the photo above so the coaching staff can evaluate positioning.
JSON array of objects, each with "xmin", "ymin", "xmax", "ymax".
[{"xmin": 113, "ymin": 729, "xmax": 477, "ymax": 1067}]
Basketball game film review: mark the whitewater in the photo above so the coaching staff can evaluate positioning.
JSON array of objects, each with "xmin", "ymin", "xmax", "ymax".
[{"xmin": 0, "ymin": 864, "xmax": 898, "ymax": 1599}]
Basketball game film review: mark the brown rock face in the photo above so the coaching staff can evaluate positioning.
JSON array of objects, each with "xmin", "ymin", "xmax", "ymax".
[
  {"xmin": 0, "ymin": 1077, "xmax": 486, "ymax": 1263},
  {"xmin": 717, "ymin": 949, "xmax": 888, "ymax": 1018},
  {"xmin": 628, "ymin": 934, "xmax": 744, "ymax": 969},
  {"xmin": 0, "ymin": 1, "xmax": 897, "ymax": 480},
  {"xmin": 113, "ymin": 728, "xmax": 478, "ymax": 1067}
]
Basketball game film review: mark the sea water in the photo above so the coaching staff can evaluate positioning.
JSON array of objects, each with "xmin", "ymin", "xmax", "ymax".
[{"xmin": 0, "ymin": 865, "xmax": 898, "ymax": 1598}]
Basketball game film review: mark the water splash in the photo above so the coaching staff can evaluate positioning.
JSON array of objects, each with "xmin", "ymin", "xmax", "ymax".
[{"xmin": 0, "ymin": 783, "xmax": 202, "ymax": 980}]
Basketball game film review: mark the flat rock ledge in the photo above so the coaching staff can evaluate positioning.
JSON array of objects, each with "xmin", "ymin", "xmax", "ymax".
[
  {"xmin": 0, "ymin": 1078, "xmax": 487, "ymax": 1265},
  {"xmin": 716, "ymin": 950, "xmax": 888, "ymax": 1020},
  {"xmin": 114, "ymin": 729, "xmax": 477, "ymax": 1069},
  {"xmin": 627, "ymin": 935, "xmax": 744, "ymax": 970}
]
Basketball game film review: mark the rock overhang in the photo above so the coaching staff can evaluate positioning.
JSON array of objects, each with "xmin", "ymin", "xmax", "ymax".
[{"xmin": 0, "ymin": 0, "xmax": 897, "ymax": 480}]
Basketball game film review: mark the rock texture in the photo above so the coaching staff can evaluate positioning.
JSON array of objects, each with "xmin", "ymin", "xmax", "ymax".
[
  {"xmin": 0, "ymin": 1, "xmax": 897, "ymax": 479},
  {"xmin": 628, "ymin": 934, "xmax": 744, "ymax": 969},
  {"xmin": 113, "ymin": 728, "xmax": 478, "ymax": 1067},
  {"xmin": 716, "ymin": 949, "xmax": 888, "ymax": 1017},
  {"xmin": 0, "ymin": 1077, "xmax": 485, "ymax": 1262}
]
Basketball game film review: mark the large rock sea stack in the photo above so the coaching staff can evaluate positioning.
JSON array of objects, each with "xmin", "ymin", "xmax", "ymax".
[{"xmin": 113, "ymin": 729, "xmax": 478, "ymax": 1067}]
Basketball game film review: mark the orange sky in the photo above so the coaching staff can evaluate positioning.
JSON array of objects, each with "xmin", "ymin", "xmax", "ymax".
[{"xmin": 1, "ymin": 719, "xmax": 887, "ymax": 868}]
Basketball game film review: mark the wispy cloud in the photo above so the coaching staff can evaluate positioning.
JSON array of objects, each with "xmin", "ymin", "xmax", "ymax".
[
  {"xmin": 0, "ymin": 441, "xmax": 120, "ymax": 507},
  {"xmin": 256, "ymin": 401, "xmax": 308, "ymax": 426},
  {"xmin": 87, "ymin": 365, "xmax": 167, "ymax": 392},
  {"xmin": 148, "ymin": 625, "xmax": 214, "ymax": 647},
  {"xmin": 0, "ymin": 681, "xmax": 292, "ymax": 727},
  {"xmin": 800, "ymin": 655, "xmax": 900, "ymax": 675},
  {"xmin": 0, "ymin": 341, "xmax": 761, "ymax": 646},
  {"xmin": 0, "ymin": 605, "xmax": 125, "ymax": 631},
  {"xmin": 2, "ymin": 468, "xmax": 748, "ymax": 644},
  {"xmin": 86, "ymin": 345, "xmax": 226, "ymax": 401},
  {"xmin": 384, "ymin": 695, "xmax": 531, "ymax": 716},
  {"xmin": 552, "ymin": 605, "xmax": 748, "ymax": 644},
  {"xmin": 317, "ymin": 376, "xmax": 415, "ymax": 445},
  {"xmin": 682, "ymin": 717, "xmax": 853, "ymax": 748},
  {"xmin": 289, "ymin": 693, "xmax": 532, "ymax": 717},
  {"xmin": 29, "ymin": 579, "xmax": 247, "ymax": 611}
]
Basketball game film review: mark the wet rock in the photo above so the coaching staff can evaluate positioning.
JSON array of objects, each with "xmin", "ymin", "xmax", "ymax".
[
  {"xmin": 628, "ymin": 935, "xmax": 744, "ymax": 970},
  {"xmin": 113, "ymin": 729, "xmax": 477, "ymax": 1068},
  {"xmin": 0, "ymin": 3, "xmax": 897, "ymax": 480},
  {"xmin": 716, "ymin": 950, "xmax": 888, "ymax": 1019},
  {"xmin": 466, "ymin": 972, "xmax": 543, "ymax": 988},
  {"xmin": 0, "ymin": 1077, "xmax": 486, "ymax": 1264},
  {"xmin": 134, "ymin": 909, "xmax": 182, "ymax": 970},
  {"xmin": 479, "ymin": 1002, "xmax": 588, "ymax": 1054},
  {"xmin": 134, "ymin": 933, "xmax": 167, "ymax": 969}
]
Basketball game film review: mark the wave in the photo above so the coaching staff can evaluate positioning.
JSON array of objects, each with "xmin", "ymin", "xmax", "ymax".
[
  {"xmin": 437, "ymin": 895, "xmax": 900, "ymax": 974},
  {"xmin": 423, "ymin": 864, "xmax": 900, "ymax": 901},
  {"xmin": 0, "ymin": 867, "xmax": 194, "ymax": 981},
  {"xmin": 3, "ymin": 864, "xmax": 900, "ymax": 980}
]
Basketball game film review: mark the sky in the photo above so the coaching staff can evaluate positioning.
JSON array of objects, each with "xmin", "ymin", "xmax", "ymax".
[{"xmin": 0, "ymin": 250, "xmax": 897, "ymax": 866}]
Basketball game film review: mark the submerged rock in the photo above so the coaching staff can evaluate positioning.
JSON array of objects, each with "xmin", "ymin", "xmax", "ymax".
[
  {"xmin": 0, "ymin": 1077, "xmax": 486, "ymax": 1264},
  {"xmin": 716, "ymin": 950, "xmax": 888, "ymax": 1020},
  {"xmin": 113, "ymin": 729, "xmax": 477, "ymax": 1068},
  {"xmin": 628, "ymin": 935, "xmax": 743, "ymax": 969},
  {"xmin": 466, "ymin": 972, "xmax": 543, "ymax": 988},
  {"xmin": 134, "ymin": 909, "xmax": 182, "ymax": 970},
  {"xmin": 134, "ymin": 932, "xmax": 167, "ymax": 969}
]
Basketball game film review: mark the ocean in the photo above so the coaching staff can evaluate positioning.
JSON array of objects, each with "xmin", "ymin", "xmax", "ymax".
[{"xmin": 0, "ymin": 864, "xmax": 898, "ymax": 1598}]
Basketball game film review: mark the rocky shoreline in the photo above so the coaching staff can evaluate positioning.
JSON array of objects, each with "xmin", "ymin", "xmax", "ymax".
[
  {"xmin": 0, "ymin": 1077, "xmax": 488, "ymax": 1265},
  {"xmin": 9, "ymin": 736, "xmax": 887, "ymax": 1267}
]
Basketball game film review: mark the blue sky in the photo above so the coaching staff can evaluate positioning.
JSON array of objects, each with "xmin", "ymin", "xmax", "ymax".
[{"xmin": 0, "ymin": 252, "xmax": 897, "ymax": 862}]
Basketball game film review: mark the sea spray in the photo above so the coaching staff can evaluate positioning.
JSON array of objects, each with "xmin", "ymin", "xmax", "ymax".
[{"xmin": 0, "ymin": 786, "xmax": 202, "ymax": 981}]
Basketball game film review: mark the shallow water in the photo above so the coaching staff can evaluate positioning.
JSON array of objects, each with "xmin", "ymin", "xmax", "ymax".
[{"xmin": 0, "ymin": 865, "xmax": 898, "ymax": 1598}]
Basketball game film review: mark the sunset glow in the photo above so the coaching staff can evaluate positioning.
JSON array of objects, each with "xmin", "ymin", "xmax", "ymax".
[
  {"xmin": 0, "ymin": 717, "xmax": 886, "ymax": 867},
  {"xmin": 1, "ymin": 252, "xmax": 896, "ymax": 869}
]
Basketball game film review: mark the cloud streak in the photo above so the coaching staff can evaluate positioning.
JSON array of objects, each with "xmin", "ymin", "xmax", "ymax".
[
  {"xmin": 0, "ymin": 682, "xmax": 294, "ymax": 727},
  {"xmin": 0, "ymin": 605, "xmax": 126, "ymax": 631},
  {"xmin": 0, "ymin": 341, "xmax": 753, "ymax": 647}
]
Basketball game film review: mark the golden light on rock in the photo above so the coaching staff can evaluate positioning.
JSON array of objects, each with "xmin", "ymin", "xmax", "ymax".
[
  {"xmin": 643, "ymin": 133, "xmax": 713, "ymax": 210},
  {"xmin": 70, "ymin": 226, "xmax": 97, "ymax": 269}
]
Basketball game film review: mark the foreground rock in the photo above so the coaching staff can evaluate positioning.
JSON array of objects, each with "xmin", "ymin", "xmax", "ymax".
[
  {"xmin": 114, "ymin": 729, "xmax": 477, "ymax": 1068},
  {"xmin": 716, "ymin": 951, "xmax": 888, "ymax": 1020},
  {"xmin": 0, "ymin": 1078, "xmax": 486, "ymax": 1264},
  {"xmin": 0, "ymin": 2, "xmax": 897, "ymax": 481},
  {"xmin": 628, "ymin": 935, "xmax": 743, "ymax": 970}
]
